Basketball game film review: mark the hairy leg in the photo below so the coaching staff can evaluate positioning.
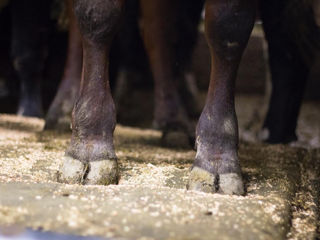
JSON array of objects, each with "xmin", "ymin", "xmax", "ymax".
[
  {"xmin": 59, "ymin": 0, "xmax": 124, "ymax": 185},
  {"xmin": 188, "ymin": 0, "xmax": 255, "ymax": 195}
]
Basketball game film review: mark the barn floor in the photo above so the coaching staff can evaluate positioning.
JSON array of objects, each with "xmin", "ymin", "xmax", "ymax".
[{"xmin": 0, "ymin": 95, "xmax": 319, "ymax": 240}]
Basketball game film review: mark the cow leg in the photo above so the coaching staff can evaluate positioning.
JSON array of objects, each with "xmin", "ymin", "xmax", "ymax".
[
  {"xmin": 260, "ymin": 0, "xmax": 310, "ymax": 143},
  {"xmin": 139, "ymin": 0, "xmax": 194, "ymax": 145},
  {"xmin": 45, "ymin": 0, "xmax": 82, "ymax": 131},
  {"xmin": 11, "ymin": 0, "xmax": 51, "ymax": 117},
  {"xmin": 59, "ymin": 0, "xmax": 124, "ymax": 185},
  {"xmin": 112, "ymin": 0, "xmax": 149, "ymax": 106},
  {"xmin": 188, "ymin": 0, "xmax": 255, "ymax": 195},
  {"xmin": 176, "ymin": 0, "xmax": 204, "ymax": 117}
]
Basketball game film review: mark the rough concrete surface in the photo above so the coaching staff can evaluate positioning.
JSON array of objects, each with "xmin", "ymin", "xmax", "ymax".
[{"xmin": 0, "ymin": 95, "xmax": 319, "ymax": 240}]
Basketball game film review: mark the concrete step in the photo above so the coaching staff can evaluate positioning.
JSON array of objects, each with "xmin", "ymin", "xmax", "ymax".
[{"xmin": 0, "ymin": 115, "xmax": 319, "ymax": 239}]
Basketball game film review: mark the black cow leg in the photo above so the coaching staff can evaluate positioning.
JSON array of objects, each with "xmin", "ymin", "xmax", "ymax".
[
  {"xmin": 176, "ymin": 0, "xmax": 204, "ymax": 118},
  {"xmin": 260, "ymin": 0, "xmax": 310, "ymax": 144},
  {"xmin": 58, "ymin": 0, "xmax": 124, "ymax": 185},
  {"xmin": 188, "ymin": 0, "xmax": 255, "ymax": 195},
  {"xmin": 140, "ymin": 0, "xmax": 195, "ymax": 146},
  {"xmin": 11, "ymin": 0, "xmax": 51, "ymax": 117}
]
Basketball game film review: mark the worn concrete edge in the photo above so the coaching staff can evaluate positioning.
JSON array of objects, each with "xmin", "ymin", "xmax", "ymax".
[{"xmin": 287, "ymin": 148, "xmax": 320, "ymax": 240}]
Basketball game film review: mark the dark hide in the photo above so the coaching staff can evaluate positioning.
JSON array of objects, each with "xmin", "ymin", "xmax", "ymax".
[
  {"xmin": 11, "ymin": 0, "xmax": 52, "ymax": 117},
  {"xmin": 260, "ymin": 0, "xmax": 319, "ymax": 143}
]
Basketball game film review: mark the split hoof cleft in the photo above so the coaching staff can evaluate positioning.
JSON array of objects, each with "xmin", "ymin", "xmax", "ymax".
[
  {"xmin": 187, "ymin": 167, "xmax": 244, "ymax": 195},
  {"xmin": 58, "ymin": 156, "xmax": 87, "ymax": 184},
  {"xmin": 58, "ymin": 156, "xmax": 119, "ymax": 185}
]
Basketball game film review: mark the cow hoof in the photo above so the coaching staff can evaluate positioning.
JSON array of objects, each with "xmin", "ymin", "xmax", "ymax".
[
  {"xmin": 187, "ymin": 167, "xmax": 216, "ymax": 193},
  {"xmin": 218, "ymin": 173, "xmax": 244, "ymax": 195},
  {"xmin": 58, "ymin": 156, "xmax": 87, "ymax": 184},
  {"xmin": 58, "ymin": 156, "xmax": 119, "ymax": 185},
  {"xmin": 187, "ymin": 167, "xmax": 244, "ymax": 195},
  {"xmin": 17, "ymin": 106, "xmax": 43, "ymax": 118},
  {"xmin": 85, "ymin": 160, "xmax": 119, "ymax": 185}
]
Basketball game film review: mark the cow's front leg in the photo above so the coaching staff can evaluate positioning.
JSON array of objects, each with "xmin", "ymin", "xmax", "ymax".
[
  {"xmin": 188, "ymin": 0, "xmax": 255, "ymax": 195},
  {"xmin": 59, "ymin": 0, "xmax": 124, "ymax": 185}
]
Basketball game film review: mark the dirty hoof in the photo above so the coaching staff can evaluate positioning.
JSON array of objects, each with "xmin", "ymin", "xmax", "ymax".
[
  {"xmin": 58, "ymin": 156, "xmax": 119, "ymax": 185},
  {"xmin": 85, "ymin": 160, "xmax": 119, "ymax": 185},
  {"xmin": 187, "ymin": 167, "xmax": 244, "ymax": 195},
  {"xmin": 58, "ymin": 156, "xmax": 87, "ymax": 184},
  {"xmin": 187, "ymin": 167, "xmax": 216, "ymax": 193},
  {"xmin": 218, "ymin": 173, "xmax": 244, "ymax": 195}
]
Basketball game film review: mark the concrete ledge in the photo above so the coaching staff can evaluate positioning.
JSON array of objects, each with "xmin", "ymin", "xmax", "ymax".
[{"xmin": 0, "ymin": 115, "xmax": 319, "ymax": 239}]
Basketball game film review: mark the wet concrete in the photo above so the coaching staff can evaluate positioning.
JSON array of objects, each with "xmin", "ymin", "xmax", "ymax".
[{"xmin": 0, "ymin": 95, "xmax": 319, "ymax": 240}]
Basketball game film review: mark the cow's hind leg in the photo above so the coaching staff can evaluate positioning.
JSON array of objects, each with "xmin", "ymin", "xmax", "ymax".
[
  {"xmin": 59, "ymin": 0, "xmax": 124, "ymax": 185},
  {"xmin": 45, "ymin": 0, "xmax": 82, "ymax": 131},
  {"xmin": 176, "ymin": 0, "xmax": 204, "ymax": 117},
  {"xmin": 140, "ymin": 0, "xmax": 195, "ymax": 146},
  {"xmin": 260, "ymin": 0, "xmax": 310, "ymax": 143},
  {"xmin": 11, "ymin": 0, "xmax": 51, "ymax": 117},
  {"xmin": 188, "ymin": 0, "xmax": 255, "ymax": 195}
]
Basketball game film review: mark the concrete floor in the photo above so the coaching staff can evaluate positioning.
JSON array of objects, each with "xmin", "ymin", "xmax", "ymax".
[{"xmin": 0, "ymin": 95, "xmax": 319, "ymax": 240}]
